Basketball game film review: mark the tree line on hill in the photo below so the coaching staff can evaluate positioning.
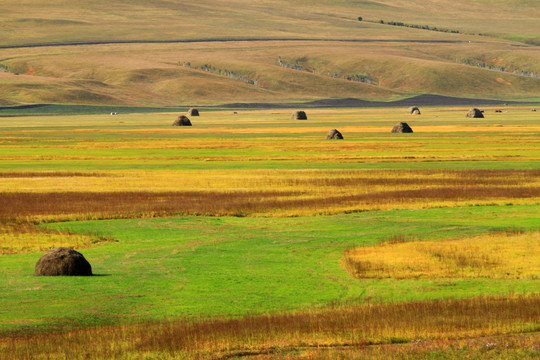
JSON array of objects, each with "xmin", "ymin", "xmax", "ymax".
[
  {"xmin": 277, "ymin": 57, "xmax": 378, "ymax": 85},
  {"xmin": 377, "ymin": 19, "xmax": 460, "ymax": 33}
]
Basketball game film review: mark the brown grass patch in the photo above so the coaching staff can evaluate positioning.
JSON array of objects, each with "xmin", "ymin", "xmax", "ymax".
[
  {"xmin": 246, "ymin": 333, "xmax": 540, "ymax": 359},
  {"xmin": 1, "ymin": 295, "xmax": 538, "ymax": 359},
  {"xmin": 0, "ymin": 191, "xmax": 300, "ymax": 221},
  {"xmin": 0, "ymin": 184, "xmax": 538, "ymax": 222},
  {"xmin": 0, "ymin": 171, "xmax": 109, "ymax": 178}
]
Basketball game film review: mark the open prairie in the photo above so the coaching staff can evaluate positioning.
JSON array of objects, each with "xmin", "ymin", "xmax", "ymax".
[
  {"xmin": 1, "ymin": 0, "xmax": 540, "ymax": 105},
  {"xmin": 1, "ymin": 0, "xmax": 540, "ymax": 358},
  {"xmin": 0, "ymin": 107, "xmax": 539, "ymax": 358}
]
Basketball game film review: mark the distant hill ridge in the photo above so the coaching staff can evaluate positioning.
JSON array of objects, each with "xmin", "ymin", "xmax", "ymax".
[
  {"xmin": 221, "ymin": 95, "xmax": 517, "ymax": 109},
  {"xmin": 0, "ymin": 95, "xmax": 524, "ymax": 116}
]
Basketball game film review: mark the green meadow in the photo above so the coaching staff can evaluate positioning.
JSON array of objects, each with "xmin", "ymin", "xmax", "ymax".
[
  {"xmin": 1, "ymin": 205, "xmax": 539, "ymax": 332},
  {"xmin": 1, "ymin": 0, "xmax": 540, "ymax": 356},
  {"xmin": 1, "ymin": 107, "xmax": 539, "ymax": 332},
  {"xmin": 0, "ymin": 108, "xmax": 538, "ymax": 358}
]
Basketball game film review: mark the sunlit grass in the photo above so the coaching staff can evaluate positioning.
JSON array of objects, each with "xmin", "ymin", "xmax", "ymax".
[
  {"xmin": 0, "ymin": 222, "xmax": 113, "ymax": 254},
  {"xmin": 1, "ymin": 295, "xmax": 538, "ymax": 360},
  {"xmin": 0, "ymin": 109, "xmax": 539, "ymax": 358},
  {"xmin": 343, "ymin": 231, "xmax": 540, "ymax": 279},
  {"xmin": 258, "ymin": 333, "xmax": 540, "ymax": 360},
  {"xmin": 0, "ymin": 169, "xmax": 537, "ymax": 226}
]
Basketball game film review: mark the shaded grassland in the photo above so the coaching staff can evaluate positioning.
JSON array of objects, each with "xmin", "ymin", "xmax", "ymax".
[{"xmin": 0, "ymin": 108, "xmax": 539, "ymax": 358}]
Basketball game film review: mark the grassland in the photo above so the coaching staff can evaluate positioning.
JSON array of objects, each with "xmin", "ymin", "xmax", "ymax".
[
  {"xmin": 1, "ymin": 1, "xmax": 540, "ymax": 105},
  {"xmin": 2, "ymin": 295, "xmax": 539, "ymax": 359},
  {"xmin": 2, "ymin": 0, "xmax": 539, "ymax": 45},
  {"xmin": 0, "ymin": 108, "xmax": 538, "ymax": 221},
  {"xmin": 344, "ymin": 231, "xmax": 540, "ymax": 279},
  {"xmin": 1, "ymin": 1, "xmax": 540, "ymax": 357},
  {"xmin": 2, "ymin": 40, "xmax": 540, "ymax": 106},
  {"xmin": 0, "ymin": 107, "xmax": 539, "ymax": 358}
]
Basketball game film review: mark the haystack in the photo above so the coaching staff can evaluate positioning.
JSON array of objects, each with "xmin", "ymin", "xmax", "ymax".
[
  {"xmin": 187, "ymin": 108, "xmax": 199, "ymax": 116},
  {"xmin": 173, "ymin": 115, "xmax": 192, "ymax": 126},
  {"xmin": 35, "ymin": 247, "xmax": 92, "ymax": 276},
  {"xmin": 391, "ymin": 122, "xmax": 413, "ymax": 133},
  {"xmin": 326, "ymin": 129, "xmax": 343, "ymax": 140},
  {"xmin": 291, "ymin": 110, "xmax": 307, "ymax": 120},
  {"xmin": 408, "ymin": 106, "xmax": 421, "ymax": 115},
  {"xmin": 466, "ymin": 108, "xmax": 484, "ymax": 118}
]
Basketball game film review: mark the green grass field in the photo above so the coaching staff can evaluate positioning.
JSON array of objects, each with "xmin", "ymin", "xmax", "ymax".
[
  {"xmin": 0, "ymin": 107, "xmax": 539, "ymax": 358},
  {"xmin": 1, "ymin": 1, "xmax": 540, "ymax": 357},
  {"xmin": 2, "ymin": 205, "xmax": 540, "ymax": 331}
]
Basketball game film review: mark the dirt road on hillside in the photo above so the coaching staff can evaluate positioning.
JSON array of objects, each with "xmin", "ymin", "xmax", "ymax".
[{"xmin": 0, "ymin": 38, "xmax": 469, "ymax": 49}]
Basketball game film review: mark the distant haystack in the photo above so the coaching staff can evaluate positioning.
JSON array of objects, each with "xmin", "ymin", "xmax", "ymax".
[
  {"xmin": 391, "ymin": 122, "xmax": 413, "ymax": 133},
  {"xmin": 173, "ymin": 115, "xmax": 192, "ymax": 126},
  {"xmin": 35, "ymin": 247, "xmax": 92, "ymax": 276},
  {"xmin": 291, "ymin": 110, "xmax": 307, "ymax": 120},
  {"xmin": 408, "ymin": 106, "xmax": 421, "ymax": 115},
  {"xmin": 466, "ymin": 108, "xmax": 484, "ymax": 118},
  {"xmin": 187, "ymin": 108, "xmax": 199, "ymax": 116},
  {"xmin": 326, "ymin": 129, "xmax": 343, "ymax": 140}
]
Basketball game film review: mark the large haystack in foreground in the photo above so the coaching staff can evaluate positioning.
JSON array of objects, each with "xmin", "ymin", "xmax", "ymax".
[
  {"xmin": 326, "ymin": 129, "xmax": 344, "ymax": 139},
  {"xmin": 466, "ymin": 108, "xmax": 484, "ymax": 118},
  {"xmin": 291, "ymin": 110, "xmax": 307, "ymax": 120},
  {"xmin": 35, "ymin": 247, "xmax": 92, "ymax": 276},
  {"xmin": 391, "ymin": 122, "xmax": 413, "ymax": 133},
  {"xmin": 187, "ymin": 108, "xmax": 199, "ymax": 116},
  {"xmin": 173, "ymin": 115, "xmax": 192, "ymax": 126},
  {"xmin": 408, "ymin": 106, "xmax": 421, "ymax": 115}
]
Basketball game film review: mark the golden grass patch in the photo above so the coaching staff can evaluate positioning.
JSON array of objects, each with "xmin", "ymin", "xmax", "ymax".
[
  {"xmin": 0, "ymin": 222, "xmax": 110, "ymax": 255},
  {"xmin": 343, "ymin": 231, "xmax": 540, "ymax": 279},
  {"xmin": 2, "ymin": 294, "xmax": 539, "ymax": 359},
  {"xmin": 0, "ymin": 232, "xmax": 99, "ymax": 255},
  {"xmin": 0, "ymin": 170, "xmax": 538, "ymax": 222}
]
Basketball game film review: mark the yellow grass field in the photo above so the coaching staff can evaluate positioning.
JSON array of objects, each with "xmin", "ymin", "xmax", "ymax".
[
  {"xmin": 1, "ymin": 0, "xmax": 540, "ymax": 105},
  {"xmin": 344, "ymin": 231, "xmax": 540, "ymax": 279},
  {"xmin": 0, "ymin": 224, "xmax": 108, "ymax": 255}
]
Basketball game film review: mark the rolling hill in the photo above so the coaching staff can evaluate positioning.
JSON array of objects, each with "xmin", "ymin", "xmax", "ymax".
[{"xmin": 1, "ymin": 0, "xmax": 540, "ymax": 106}]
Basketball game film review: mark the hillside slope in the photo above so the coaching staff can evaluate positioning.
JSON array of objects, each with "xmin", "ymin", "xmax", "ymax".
[{"xmin": 1, "ymin": 0, "xmax": 539, "ymax": 106}]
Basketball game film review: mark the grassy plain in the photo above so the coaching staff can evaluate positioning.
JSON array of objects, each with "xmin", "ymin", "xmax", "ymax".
[
  {"xmin": 0, "ymin": 107, "xmax": 539, "ymax": 358},
  {"xmin": 1, "ymin": 1, "xmax": 540, "ymax": 357},
  {"xmin": 344, "ymin": 231, "xmax": 540, "ymax": 279},
  {"xmin": 0, "ymin": 108, "xmax": 538, "ymax": 224},
  {"xmin": 1, "ymin": 1, "xmax": 540, "ymax": 105}
]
